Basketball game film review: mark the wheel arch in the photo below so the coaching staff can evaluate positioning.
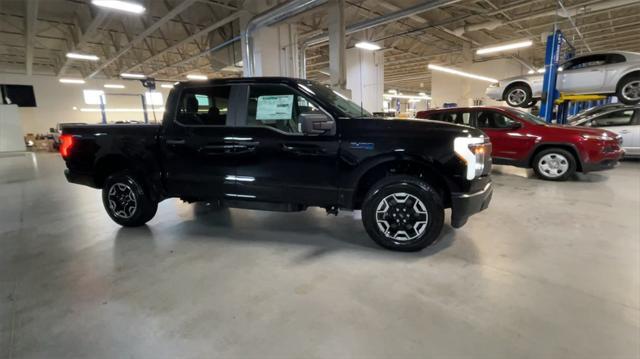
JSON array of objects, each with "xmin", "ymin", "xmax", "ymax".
[
  {"xmin": 351, "ymin": 156, "xmax": 452, "ymax": 210},
  {"xmin": 527, "ymin": 143, "xmax": 583, "ymax": 172},
  {"xmin": 616, "ymin": 70, "xmax": 640, "ymax": 90}
]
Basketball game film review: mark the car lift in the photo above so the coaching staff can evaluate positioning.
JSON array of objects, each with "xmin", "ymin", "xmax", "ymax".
[
  {"xmin": 539, "ymin": 29, "xmax": 616, "ymax": 124},
  {"xmin": 96, "ymin": 78, "xmax": 159, "ymax": 124}
]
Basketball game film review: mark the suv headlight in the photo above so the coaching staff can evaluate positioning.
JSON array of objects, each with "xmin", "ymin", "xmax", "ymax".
[
  {"xmin": 581, "ymin": 133, "xmax": 607, "ymax": 141},
  {"xmin": 454, "ymin": 136, "xmax": 492, "ymax": 180}
]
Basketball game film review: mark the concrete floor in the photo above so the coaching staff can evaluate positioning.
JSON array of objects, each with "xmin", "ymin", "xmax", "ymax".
[{"xmin": 1, "ymin": 152, "xmax": 639, "ymax": 359}]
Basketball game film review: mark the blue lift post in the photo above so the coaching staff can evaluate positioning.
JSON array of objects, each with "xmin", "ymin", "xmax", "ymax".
[{"xmin": 540, "ymin": 30, "xmax": 563, "ymax": 123}]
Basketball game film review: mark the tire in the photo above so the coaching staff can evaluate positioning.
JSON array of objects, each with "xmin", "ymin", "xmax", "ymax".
[
  {"xmin": 362, "ymin": 176, "xmax": 444, "ymax": 252},
  {"xmin": 504, "ymin": 84, "xmax": 532, "ymax": 107},
  {"xmin": 532, "ymin": 148, "xmax": 577, "ymax": 181},
  {"xmin": 102, "ymin": 171, "xmax": 158, "ymax": 227},
  {"xmin": 616, "ymin": 75, "xmax": 640, "ymax": 105}
]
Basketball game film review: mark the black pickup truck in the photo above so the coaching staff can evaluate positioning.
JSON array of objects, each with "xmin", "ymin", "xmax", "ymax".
[{"xmin": 61, "ymin": 77, "xmax": 492, "ymax": 251}]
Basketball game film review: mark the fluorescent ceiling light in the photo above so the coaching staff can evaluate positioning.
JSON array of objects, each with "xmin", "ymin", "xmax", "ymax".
[
  {"xmin": 476, "ymin": 40, "xmax": 533, "ymax": 55},
  {"xmin": 59, "ymin": 78, "xmax": 86, "ymax": 84},
  {"xmin": 355, "ymin": 41, "xmax": 381, "ymax": 51},
  {"xmin": 80, "ymin": 108, "xmax": 165, "ymax": 112},
  {"xmin": 160, "ymin": 84, "xmax": 174, "ymax": 89},
  {"xmin": 92, "ymin": 0, "xmax": 145, "ymax": 14},
  {"xmin": 104, "ymin": 84, "xmax": 125, "ymax": 89},
  {"xmin": 66, "ymin": 52, "xmax": 99, "ymax": 61},
  {"xmin": 528, "ymin": 70, "xmax": 535, "ymax": 74},
  {"xmin": 384, "ymin": 94, "xmax": 431, "ymax": 100},
  {"xmin": 388, "ymin": 89, "xmax": 397, "ymax": 94},
  {"xmin": 120, "ymin": 72, "xmax": 146, "ymax": 79},
  {"xmin": 537, "ymin": 68, "xmax": 545, "ymax": 73},
  {"xmin": 428, "ymin": 64, "xmax": 498, "ymax": 83},
  {"xmin": 186, "ymin": 74, "xmax": 207, "ymax": 80}
]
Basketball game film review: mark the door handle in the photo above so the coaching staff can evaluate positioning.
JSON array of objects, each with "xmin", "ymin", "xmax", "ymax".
[
  {"xmin": 166, "ymin": 139, "xmax": 186, "ymax": 145},
  {"xmin": 282, "ymin": 143, "xmax": 327, "ymax": 155}
]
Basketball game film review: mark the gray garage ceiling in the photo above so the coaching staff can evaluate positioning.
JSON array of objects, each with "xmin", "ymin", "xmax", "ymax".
[{"xmin": 1, "ymin": 0, "xmax": 639, "ymax": 93}]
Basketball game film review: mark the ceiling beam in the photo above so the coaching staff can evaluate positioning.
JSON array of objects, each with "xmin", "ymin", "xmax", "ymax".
[
  {"xmin": 121, "ymin": 11, "xmax": 241, "ymax": 75},
  {"xmin": 24, "ymin": 0, "xmax": 39, "ymax": 76},
  {"xmin": 87, "ymin": 0, "xmax": 198, "ymax": 79},
  {"xmin": 57, "ymin": 11, "xmax": 109, "ymax": 76}
]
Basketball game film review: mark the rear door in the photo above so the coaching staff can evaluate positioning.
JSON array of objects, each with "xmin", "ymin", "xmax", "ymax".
[
  {"xmin": 160, "ymin": 84, "xmax": 240, "ymax": 199},
  {"xmin": 473, "ymin": 109, "xmax": 534, "ymax": 163}
]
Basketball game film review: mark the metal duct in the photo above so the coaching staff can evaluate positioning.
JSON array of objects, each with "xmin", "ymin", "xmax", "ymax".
[
  {"xmin": 299, "ymin": 0, "xmax": 461, "ymax": 77},
  {"xmin": 243, "ymin": 0, "xmax": 327, "ymax": 76}
]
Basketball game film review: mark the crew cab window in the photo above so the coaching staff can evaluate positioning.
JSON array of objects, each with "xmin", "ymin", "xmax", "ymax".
[
  {"xmin": 177, "ymin": 86, "xmax": 230, "ymax": 126},
  {"xmin": 591, "ymin": 110, "xmax": 635, "ymax": 127},
  {"xmin": 476, "ymin": 111, "xmax": 518, "ymax": 129},
  {"xmin": 246, "ymin": 84, "xmax": 321, "ymax": 134}
]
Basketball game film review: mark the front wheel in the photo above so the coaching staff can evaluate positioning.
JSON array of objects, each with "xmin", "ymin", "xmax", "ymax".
[
  {"xmin": 616, "ymin": 75, "xmax": 640, "ymax": 105},
  {"xmin": 532, "ymin": 148, "xmax": 577, "ymax": 181},
  {"xmin": 102, "ymin": 171, "xmax": 158, "ymax": 226},
  {"xmin": 362, "ymin": 176, "xmax": 444, "ymax": 252}
]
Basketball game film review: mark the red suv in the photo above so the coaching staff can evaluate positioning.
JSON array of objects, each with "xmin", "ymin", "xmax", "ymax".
[{"xmin": 416, "ymin": 106, "xmax": 624, "ymax": 181}]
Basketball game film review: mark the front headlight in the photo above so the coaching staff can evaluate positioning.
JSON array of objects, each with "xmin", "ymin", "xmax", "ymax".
[
  {"xmin": 454, "ymin": 136, "xmax": 492, "ymax": 180},
  {"xmin": 581, "ymin": 133, "xmax": 607, "ymax": 141}
]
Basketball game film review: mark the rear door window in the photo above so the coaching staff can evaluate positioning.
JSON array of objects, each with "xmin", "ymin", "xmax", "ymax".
[
  {"xmin": 592, "ymin": 109, "xmax": 635, "ymax": 127},
  {"xmin": 475, "ymin": 111, "xmax": 519, "ymax": 129},
  {"xmin": 176, "ymin": 86, "xmax": 231, "ymax": 126}
]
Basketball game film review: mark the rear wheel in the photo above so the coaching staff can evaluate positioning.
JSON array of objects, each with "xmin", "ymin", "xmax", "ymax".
[
  {"xmin": 532, "ymin": 148, "xmax": 576, "ymax": 181},
  {"xmin": 102, "ymin": 171, "xmax": 158, "ymax": 226},
  {"xmin": 616, "ymin": 75, "xmax": 640, "ymax": 105},
  {"xmin": 505, "ymin": 84, "xmax": 532, "ymax": 107},
  {"xmin": 362, "ymin": 176, "xmax": 444, "ymax": 252}
]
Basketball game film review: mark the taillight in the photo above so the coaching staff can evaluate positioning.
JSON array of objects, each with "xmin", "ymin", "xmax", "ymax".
[{"xmin": 59, "ymin": 134, "xmax": 74, "ymax": 158}]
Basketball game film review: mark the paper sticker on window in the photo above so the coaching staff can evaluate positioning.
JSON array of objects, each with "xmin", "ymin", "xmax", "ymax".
[{"xmin": 256, "ymin": 95, "xmax": 293, "ymax": 121}]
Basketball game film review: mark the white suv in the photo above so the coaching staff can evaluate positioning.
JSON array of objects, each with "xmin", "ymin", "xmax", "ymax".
[{"xmin": 486, "ymin": 51, "xmax": 640, "ymax": 107}]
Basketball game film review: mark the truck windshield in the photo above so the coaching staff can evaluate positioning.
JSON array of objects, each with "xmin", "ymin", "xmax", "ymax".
[{"xmin": 300, "ymin": 82, "xmax": 372, "ymax": 118}]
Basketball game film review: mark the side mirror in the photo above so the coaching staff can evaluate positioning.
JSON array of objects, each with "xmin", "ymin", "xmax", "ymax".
[
  {"xmin": 510, "ymin": 121, "xmax": 522, "ymax": 130},
  {"xmin": 300, "ymin": 112, "xmax": 335, "ymax": 135}
]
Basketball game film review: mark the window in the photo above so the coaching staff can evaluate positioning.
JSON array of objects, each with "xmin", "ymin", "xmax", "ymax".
[
  {"xmin": 592, "ymin": 110, "xmax": 635, "ymax": 127},
  {"xmin": 476, "ymin": 111, "xmax": 518, "ymax": 129},
  {"xmin": 247, "ymin": 84, "xmax": 321, "ymax": 134},
  {"xmin": 177, "ymin": 86, "xmax": 230, "ymax": 125},
  {"xmin": 607, "ymin": 54, "xmax": 626, "ymax": 64},
  {"xmin": 564, "ymin": 55, "xmax": 608, "ymax": 70}
]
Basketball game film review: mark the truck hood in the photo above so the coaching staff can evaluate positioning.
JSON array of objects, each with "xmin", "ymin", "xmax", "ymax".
[{"xmin": 355, "ymin": 116, "xmax": 483, "ymax": 136}]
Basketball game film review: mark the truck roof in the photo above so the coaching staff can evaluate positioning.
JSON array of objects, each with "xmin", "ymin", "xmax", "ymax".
[{"xmin": 174, "ymin": 76, "xmax": 312, "ymax": 88}]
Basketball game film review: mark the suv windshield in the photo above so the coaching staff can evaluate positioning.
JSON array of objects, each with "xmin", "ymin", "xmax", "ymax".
[
  {"xmin": 506, "ymin": 108, "xmax": 547, "ymax": 125},
  {"xmin": 301, "ymin": 82, "xmax": 372, "ymax": 118}
]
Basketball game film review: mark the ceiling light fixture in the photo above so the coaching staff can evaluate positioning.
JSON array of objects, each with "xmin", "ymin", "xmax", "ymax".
[
  {"xmin": 476, "ymin": 40, "xmax": 533, "ymax": 55},
  {"xmin": 160, "ymin": 84, "xmax": 174, "ymax": 89},
  {"xmin": 104, "ymin": 84, "xmax": 125, "ymax": 89},
  {"xmin": 428, "ymin": 64, "xmax": 498, "ymax": 83},
  {"xmin": 120, "ymin": 72, "xmax": 146, "ymax": 79},
  {"xmin": 91, "ymin": 0, "xmax": 145, "ymax": 14},
  {"xmin": 66, "ymin": 52, "xmax": 99, "ymax": 61},
  {"xmin": 59, "ymin": 78, "xmax": 86, "ymax": 84},
  {"xmin": 384, "ymin": 94, "xmax": 431, "ymax": 100},
  {"xmin": 186, "ymin": 74, "xmax": 207, "ymax": 80},
  {"xmin": 355, "ymin": 41, "xmax": 381, "ymax": 51}
]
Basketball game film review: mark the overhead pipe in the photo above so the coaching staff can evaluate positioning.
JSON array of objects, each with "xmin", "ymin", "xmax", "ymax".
[
  {"xmin": 243, "ymin": 0, "xmax": 327, "ymax": 77},
  {"xmin": 299, "ymin": 0, "xmax": 461, "ymax": 77}
]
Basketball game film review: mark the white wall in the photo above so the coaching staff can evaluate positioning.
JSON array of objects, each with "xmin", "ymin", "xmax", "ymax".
[
  {"xmin": 0, "ymin": 73, "xmax": 172, "ymax": 134},
  {"xmin": 346, "ymin": 48, "xmax": 384, "ymax": 113},
  {"xmin": 431, "ymin": 58, "xmax": 525, "ymax": 108}
]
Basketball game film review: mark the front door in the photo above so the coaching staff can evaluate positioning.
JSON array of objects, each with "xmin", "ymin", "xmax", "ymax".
[
  {"xmin": 231, "ymin": 83, "xmax": 340, "ymax": 206},
  {"xmin": 474, "ymin": 110, "xmax": 534, "ymax": 163},
  {"xmin": 559, "ymin": 54, "xmax": 607, "ymax": 94},
  {"xmin": 160, "ymin": 84, "xmax": 240, "ymax": 199},
  {"xmin": 591, "ymin": 108, "xmax": 640, "ymax": 155}
]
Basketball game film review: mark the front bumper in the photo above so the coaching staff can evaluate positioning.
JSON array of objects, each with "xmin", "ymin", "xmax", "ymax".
[
  {"xmin": 582, "ymin": 149, "xmax": 624, "ymax": 173},
  {"xmin": 485, "ymin": 86, "xmax": 503, "ymax": 100},
  {"xmin": 450, "ymin": 180, "xmax": 493, "ymax": 228}
]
